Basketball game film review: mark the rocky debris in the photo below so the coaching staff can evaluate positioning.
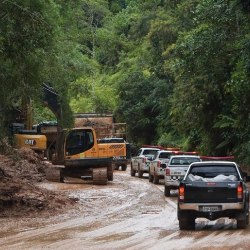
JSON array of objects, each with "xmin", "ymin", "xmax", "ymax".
[{"xmin": 0, "ymin": 147, "xmax": 75, "ymax": 217}]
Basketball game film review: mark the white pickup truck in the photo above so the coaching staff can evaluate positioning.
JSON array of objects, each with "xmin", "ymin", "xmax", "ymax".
[
  {"xmin": 148, "ymin": 150, "xmax": 173, "ymax": 184},
  {"xmin": 131, "ymin": 147, "xmax": 160, "ymax": 178},
  {"xmin": 164, "ymin": 155, "xmax": 201, "ymax": 196}
]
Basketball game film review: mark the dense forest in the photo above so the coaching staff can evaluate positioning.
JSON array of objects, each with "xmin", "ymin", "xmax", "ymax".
[{"xmin": 0, "ymin": 0, "xmax": 250, "ymax": 163}]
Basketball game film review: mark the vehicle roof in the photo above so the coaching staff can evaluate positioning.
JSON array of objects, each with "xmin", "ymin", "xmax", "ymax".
[
  {"xmin": 157, "ymin": 150, "xmax": 174, "ymax": 153},
  {"xmin": 170, "ymin": 155, "xmax": 200, "ymax": 159},
  {"xmin": 140, "ymin": 148, "xmax": 160, "ymax": 151},
  {"xmin": 190, "ymin": 161, "xmax": 237, "ymax": 166}
]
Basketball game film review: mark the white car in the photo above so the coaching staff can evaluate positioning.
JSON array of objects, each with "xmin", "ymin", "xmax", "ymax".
[
  {"xmin": 149, "ymin": 150, "xmax": 173, "ymax": 184},
  {"xmin": 164, "ymin": 155, "xmax": 201, "ymax": 196},
  {"xmin": 131, "ymin": 148, "xmax": 160, "ymax": 178}
]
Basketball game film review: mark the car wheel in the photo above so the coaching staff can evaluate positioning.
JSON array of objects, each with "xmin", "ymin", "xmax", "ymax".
[
  {"xmin": 121, "ymin": 164, "xmax": 127, "ymax": 171},
  {"xmin": 153, "ymin": 175, "xmax": 159, "ymax": 184},
  {"xmin": 237, "ymin": 210, "xmax": 248, "ymax": 229},
  {"xmin": 179, "ymin": 218, "xmax": 195, "ymax": 230},
  {"xmin": 130, "ymin": 164, "xmax": 136, "ymax": 176},
  {"xmin": 164, "ymin": 185, "xmax": 171, "ymax": 197},
  {"xmin": 237, "ymin": 217, "xmax": 247, "ymax": 229},
  {"xmin": 107, "ymin": 165, "xmax": 113, "ymax": 181},
  {"xmin": 138, "ymin": 170, "xmax": 143, "ymax": 178},
  {"xmin": 149, "ymin": 172, "xmax": 153, "ymax": 182},
  {"xmin": 178, "ymin": 210, "xmax": 195, "ymax": 230},
  {"xmin": 60, "ymin": 176, "xmax": 65, "ymax": 183}
]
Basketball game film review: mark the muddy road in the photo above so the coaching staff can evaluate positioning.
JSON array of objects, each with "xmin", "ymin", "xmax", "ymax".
[{"xmin": 0, "ymin": 167, "xmax": 250, "ymax": 250}]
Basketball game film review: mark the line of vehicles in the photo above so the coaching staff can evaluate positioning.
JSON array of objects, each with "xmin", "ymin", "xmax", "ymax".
[
  {"xmin": 130, "ymin": 146, "xmax": 201, "ymax": 194},
  {"xmin": 130, "ymin": 145, "xmax": 249, "ymax": 230}
]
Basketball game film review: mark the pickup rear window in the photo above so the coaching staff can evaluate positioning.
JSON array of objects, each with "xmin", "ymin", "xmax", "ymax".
[
  {"xmin": 143, "ymin": 150, "xmax": 159, "ymax": 156},
  {"xmin": 158, "ymin": 152, "xmax": 172, "ymax": 159},
  {"xmin": 187, "ymin": 165, "xmax": 239, "ymax": 182},
  {"xmin": 169, "ymin": 157, "xmax": 200, "ymax": 166}
]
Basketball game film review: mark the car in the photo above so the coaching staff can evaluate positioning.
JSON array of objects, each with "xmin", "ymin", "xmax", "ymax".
[
  {"xmin": 148, "ymin": 150, "xmax": 173, "ymax": 184},
  {"xmin": 178, "ymin": 161, "xmax": 249, "ymax": 230},
  {"xmin": 164, "ymin": 155, "xmax": 201, "ymax": 196},
  {"xmin": 131, "ymin": 147, "xmax": 160, "ymax": 178}
]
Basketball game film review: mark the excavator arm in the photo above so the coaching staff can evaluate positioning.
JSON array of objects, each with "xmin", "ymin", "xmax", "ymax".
[{"xmin": 42, "ymin": 83, "xmax": 62, "ymax": 121}]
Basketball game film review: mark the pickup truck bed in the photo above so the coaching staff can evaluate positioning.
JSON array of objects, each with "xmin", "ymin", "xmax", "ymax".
[{"xmin": 178, "ymin": 161, "xmax": 249, "ymax": 230}]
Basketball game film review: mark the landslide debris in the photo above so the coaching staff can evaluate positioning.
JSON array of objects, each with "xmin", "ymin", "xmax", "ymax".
[{"xmin": 0, "ymin": 147, "xmax": 74, "ymax": 217}]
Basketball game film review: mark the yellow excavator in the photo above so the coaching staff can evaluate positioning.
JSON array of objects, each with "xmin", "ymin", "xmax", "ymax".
[{"xmin": 12, "ymin": 84, "xmax": 59, "ymax": 159}]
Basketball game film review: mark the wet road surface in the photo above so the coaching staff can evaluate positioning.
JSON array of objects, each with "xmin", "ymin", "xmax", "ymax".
[{"xmin": 0, "ymin": 167, "xmax": 250, "ymax": 249}]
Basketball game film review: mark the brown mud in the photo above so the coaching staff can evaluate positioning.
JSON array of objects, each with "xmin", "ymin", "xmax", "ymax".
[{"xmin": 0, "ymin": 151, "xmax": 250, "ymax": 249}]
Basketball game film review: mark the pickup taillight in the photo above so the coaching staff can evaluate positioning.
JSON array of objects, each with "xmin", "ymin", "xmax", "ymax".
[
  {"xmin": 165, "ymin": 168, "xmax": 170, "ymax": 176},
  {"xmin": 143, "ymin": 157, "xmax": 146, "ymax": 163},
  {"xmin": 237, "ymin": 183, "xmax": 243, "ymax": 200},
  {"xmin": 179, "ymin": 184, "xmax": 185, "ymax": 201}
]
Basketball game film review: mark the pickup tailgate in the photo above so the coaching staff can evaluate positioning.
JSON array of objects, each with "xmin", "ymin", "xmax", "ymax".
[
  {"xmin": 170, "ymin": 165, "xmax": 189, "ymax": 177},
  {"xmin": 184, "ymin": 181, "xmax": 239, "ymax": 203}
]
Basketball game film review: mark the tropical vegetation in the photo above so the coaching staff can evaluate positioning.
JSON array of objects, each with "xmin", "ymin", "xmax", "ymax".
[{"xmin": 0, "ymin": 0, "xmax": 250, "ymax": 164}]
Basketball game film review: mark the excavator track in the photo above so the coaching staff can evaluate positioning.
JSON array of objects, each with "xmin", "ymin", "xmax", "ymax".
[
  {"xmin": 92, "ymin": 168, "xmax": 108, "ymax": 185},
  {"xmin": 45, "ymin": 166, "xmax": 62, "ymax": 182}
]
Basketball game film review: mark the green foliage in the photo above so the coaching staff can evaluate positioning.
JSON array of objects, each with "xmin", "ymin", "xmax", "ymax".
[
  {"xmin": 1, "ymin": 0, "xmax": 250, "ymax": 165},
  {"xmin": 164, "ymin": 0, "xmax": 250, "ymax": 157},
  {"xmin": 0, "ymin": 0, "xmax": 77, "ymax": 135},
  {"xmin": 115, "ymin": 71, "xmax": 161, "ymax": 144}
]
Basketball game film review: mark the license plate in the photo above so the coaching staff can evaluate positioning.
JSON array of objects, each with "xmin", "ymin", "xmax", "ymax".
[
  {"xmin": 172, "ymin": 171, "xmax": 182, "ymax": 175},
  {"xmin": 200, "ymin": 206, "xmax": 221, "ymax": 212}
]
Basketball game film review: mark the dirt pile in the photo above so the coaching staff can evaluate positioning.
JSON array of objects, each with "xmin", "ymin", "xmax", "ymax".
[{"xmin": 0, "ymin": 147, "xmax": 75, "ymax": 217}]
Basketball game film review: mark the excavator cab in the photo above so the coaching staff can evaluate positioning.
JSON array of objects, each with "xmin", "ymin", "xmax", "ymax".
[{"xmin": 65, "ymin": 128, "xmax": 94, "ymax": 156}]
